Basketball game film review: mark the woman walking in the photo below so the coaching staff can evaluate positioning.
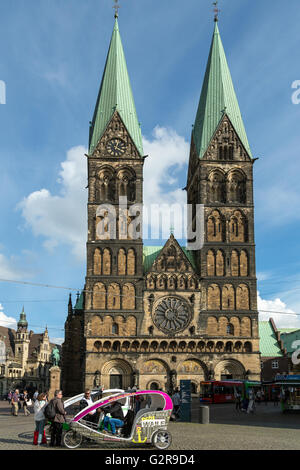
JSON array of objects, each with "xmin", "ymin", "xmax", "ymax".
[
  {"xmin": 23, "ymin": 390, "xmax": 31, "ymax": 416},
  {"xmin": 34, "ymin": 392, "xmax": 47, "ymax": 446}
]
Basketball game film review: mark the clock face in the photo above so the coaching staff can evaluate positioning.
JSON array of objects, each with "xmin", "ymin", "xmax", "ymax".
[{"xmin": 106, "ymin": 138, "xmax": 126, "ymax": 157}]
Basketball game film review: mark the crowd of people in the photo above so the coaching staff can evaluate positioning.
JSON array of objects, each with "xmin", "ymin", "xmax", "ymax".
[
  {"xmin": 7, "ymin": 388, "xmax": 67, "ymax": 447},
  {"xmin": 234, "ymin": 388, "xmax": 282, "ymax": 413}
]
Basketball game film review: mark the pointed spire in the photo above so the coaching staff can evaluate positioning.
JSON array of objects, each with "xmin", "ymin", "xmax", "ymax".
[
  {"xmin": 89, "ymin": 17, "xmax": 143, "ymax": 156},
  {"xmin": 192, "ymin": 22, "xmax": 252, "ymax": 159},
  {"xmin": 68, "ymin": 293, "xmax": 73, "ymax": 316}
]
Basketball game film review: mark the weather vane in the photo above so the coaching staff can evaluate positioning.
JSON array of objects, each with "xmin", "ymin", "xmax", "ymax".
[
  {"xmin": 113, "ymin": 0, "xmax": 120, "ymax": 18},
  {"xmin": 213, "ymin": 1, "xmax": 220, "ymax": 22}
]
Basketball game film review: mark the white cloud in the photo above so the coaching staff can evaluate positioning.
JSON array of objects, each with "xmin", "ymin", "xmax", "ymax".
[
  {"xmin": 0, "ymin": 304, "xmax": 17, "ymax": 329},
  {"xmin": 258, "ymin": 291, "xmax": 300, "ymax": 329},
  {"xmin": 18, "ymin": 146, "xmax": 87, "ymax": 261},
  {"xmin": 142, "ymin": 126, "xmax": 189, "ymax": 241},
  {"xmin": 0, "ymin": 252, "xmax": 29, "ymax": 281}
]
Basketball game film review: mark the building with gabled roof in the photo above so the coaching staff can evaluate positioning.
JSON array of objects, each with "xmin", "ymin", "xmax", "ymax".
[
  {"xmin": 0, "ymin": 308, "xmax": 60, "ymax": 397},
  {"xmin": 259, "ymin": 319, "xmax": 289, "ymax": 381}
]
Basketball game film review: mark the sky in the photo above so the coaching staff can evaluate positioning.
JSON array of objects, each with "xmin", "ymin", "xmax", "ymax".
[{"xmin": 0, "ymin": 0, "xmax": 300, "ymax": 342}]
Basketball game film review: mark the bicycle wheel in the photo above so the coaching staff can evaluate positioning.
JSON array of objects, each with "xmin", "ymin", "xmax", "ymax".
[
  {"xmin": 152, "ymin": 430, "xmax": 172, "ymax": 450},
  {"xmin": 63, "ymin": 430, "xmax": 83, "ymax": 449}
]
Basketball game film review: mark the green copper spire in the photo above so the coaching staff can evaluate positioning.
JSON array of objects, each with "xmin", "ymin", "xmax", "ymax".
[
  {"xmin": 89, "ymin": 17, "xmax": 143, "ymax": 156},
  {"xmin": 18, "ymin": 306, "xmax": 28, "ymax": 329},
  {"xmin": 193, "ymin": 22, "xmax": 252, "ymax": 159}
]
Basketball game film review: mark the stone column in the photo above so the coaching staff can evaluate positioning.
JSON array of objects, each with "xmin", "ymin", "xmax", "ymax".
[{"xmin": 48, "ymin": 366, "xmax": 61, "ymax": 400}]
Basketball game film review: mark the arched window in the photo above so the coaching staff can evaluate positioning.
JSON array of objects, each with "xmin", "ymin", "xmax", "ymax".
[
  {"xmin": 216, "ymin": 250, "xmax": 225, "ymax": 276},
  {"xmin": 229, "ymin": 211, "xmax": 247, "ymax": 243},
  {"xmin": 222, "ymin": 284, "xmax": 235, "ymax": 310},
  {"xmin": 207, "ymin": 210, "xmax": 224, "ymax": 242},
  {"xmin": 122, "ymin": 283, "xmax": 135, "ymax": 310},
  {"xmin": 236, "ymin": 284, "xmax": 250, "ymax": 310},
  {"xmin": 207, "ymin": 250, "xmax": 215, "ymax": 276},
  {"xmin": 94, "ymin": 248, "xmax": 102, "ymax": 275},
  {"xmin": 112, "ymin": 323, "xmax": 119, "ymax": 335},
  {"xmin": 118, "ymin": 249, "xmax": 126, "ymax": 275},
  {"xmin": 240, "ymin": 250, "xmax": 249, "ymax": 277},
  {"xmin": 107, "ymin": 283, "xmax": 120, "ymax": 310},
  {"xmin": 231, "ymin": 250, "xmax": 239, "ymax": 276},
  {"xmin": 93, "ymin": 283, "xmax": 106, "ymax": 309},
  {"xmin": 227, "ymin": 170, "xmax": 246, "ymax": 204},
  {"xmin": 207, "ymin": 284, "xmax": 221, "ymax": 310},
  {"xmin": 127, "ymin": 249, "xmax": 136, "ymax": 275},
  {"xmin": 226, "ymin": 323, "xmax": 234, "ymax": 336},
  {"xmin": 208, "ymin": 171, "xmax": 226, "ymax": 203},
  {"xmin": 103, "ymin": 248, "xmax": 112, "ymax": 275}
]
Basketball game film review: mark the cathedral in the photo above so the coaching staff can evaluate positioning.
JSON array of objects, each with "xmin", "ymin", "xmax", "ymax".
[{"xmin": 62, "ymin": 12, "xmax": 261, "ymax": 396}]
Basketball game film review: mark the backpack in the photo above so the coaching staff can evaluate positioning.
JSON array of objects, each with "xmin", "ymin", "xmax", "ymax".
[{"xmin": 44, "ymin": 400, "xmax": 56, "ymax": 421}]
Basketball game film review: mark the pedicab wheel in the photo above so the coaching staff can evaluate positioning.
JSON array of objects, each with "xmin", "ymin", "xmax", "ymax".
[
  {"xmin": 152, "ymin": 430, "xmax": 172, "ymax": 450},
  {"xmin": 63, "ymin": 430, "xmax": 83, "ymax": 449}
]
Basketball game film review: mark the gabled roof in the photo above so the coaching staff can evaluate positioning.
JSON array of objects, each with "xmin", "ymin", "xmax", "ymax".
[
  {"xmin": 259, "ymin": 321, "xmax": 284, "ymax": 358},
  {"xmin": 89, "ymin": 18, "xmax": 143, "ymax": 156},
  {"xmin": 143, "ymin": 237, "xmax": 197, "ymax": 274},
  {"xmin": 193, "ymin": 22, "xmax": 252, "ymax": 159}
]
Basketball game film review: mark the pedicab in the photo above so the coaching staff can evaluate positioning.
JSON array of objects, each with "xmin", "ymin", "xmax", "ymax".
[
  {"xmin": 44, "ymin": 389, "xmax": 126, "ymax": 442},
  {"xmin": 62, "ymin": 389, "xmax": 173, "ymax": 449}
]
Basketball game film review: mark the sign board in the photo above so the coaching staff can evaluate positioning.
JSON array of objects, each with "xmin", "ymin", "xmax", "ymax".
[{"xmin": 180, "ymin": 380, "xmax": 191, "ymax": 422}]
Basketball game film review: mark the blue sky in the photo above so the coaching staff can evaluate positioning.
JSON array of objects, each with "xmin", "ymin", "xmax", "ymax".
[{"xmin": 1, "ymin": 0, "xmax": 300, "ymax": 341}]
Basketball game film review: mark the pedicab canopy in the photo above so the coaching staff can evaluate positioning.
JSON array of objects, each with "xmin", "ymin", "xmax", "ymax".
[{"xmin": 73, "ymin": 390, "xmax": 173, "ymax": 422}]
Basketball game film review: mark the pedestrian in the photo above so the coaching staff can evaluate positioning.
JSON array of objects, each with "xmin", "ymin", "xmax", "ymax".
[
  {"xmin": 247, "ymin": 389, "xmax": 255, "ymax": 414},
  {"xmin": 272, "ymin": 389, "xmax": 279, "ymax": 406},
  {"xmin": 234, "ymin": 390, "xmax": 242, "ymax": 411},
  {"xmin": 22, "ymin": 390, "xmax": 31, "ymax": 416},
  {"xmin": 256, "ymin": 390, "xmax": 261, "ymax": 405},
  {"xmin": 34, "ymin": 392, "xmax": 48, "ymax": 446},
  {"xmin": 7, "ymin": 390, "xmax": 12, "ymax": 405},
  {"xmin": 49, "ymin": 390, "xmax": 66, "ymax": 447},
  {"xmin": 11, "ymin": 389, "xmax": 20, "ymax": 416},
  {"xmin": 172, "ymin": 388, "xmax": 181, "ymax": 420}
]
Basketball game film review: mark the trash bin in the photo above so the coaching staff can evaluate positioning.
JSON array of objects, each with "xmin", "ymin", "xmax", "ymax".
[{"xmin": 198, "ymin": 406, "xmax": 209, "ymax": 424}]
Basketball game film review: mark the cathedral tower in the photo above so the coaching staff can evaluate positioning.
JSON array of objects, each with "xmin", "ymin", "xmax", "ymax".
[
  {"xmin": 186, "ymin": 20, "xmax": 260, "ymax": 379},
  {"xmin": 67, "ymin": 15, "xmax": 145, "ymax": 392}
]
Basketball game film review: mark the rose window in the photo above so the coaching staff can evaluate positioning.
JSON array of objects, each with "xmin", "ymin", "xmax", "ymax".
[{"xmin": 153, "ymin": 297, "xmax": 191, "ymax": 333}]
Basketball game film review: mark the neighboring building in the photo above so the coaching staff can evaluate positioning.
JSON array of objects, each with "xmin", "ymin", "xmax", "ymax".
[
  {"xmin": 259, "ymin": 319, "xmax": 289, "ymax": 381},
  {"xmin": 62, "ymin": 13, "xmax": 261, "ymax": 396},
  {"xmin": 279, "ymin": 328, "xmax": 300, "ymax": 374},
  {"xmin": 0, "ymin": 308, "xmax": 59, "ymax": 397}
]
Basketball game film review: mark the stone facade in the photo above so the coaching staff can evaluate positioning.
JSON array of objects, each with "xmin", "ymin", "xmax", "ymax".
[
  {"xmin": 62, "ymin": 114, "xmax": 261, "ymax": 396},
  {"xmin": 61, "ymin": 22, "xmax": 261, "ymax": 397}
]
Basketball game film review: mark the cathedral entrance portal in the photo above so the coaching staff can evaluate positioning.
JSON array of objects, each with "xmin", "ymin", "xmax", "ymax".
[
  {"xmin": 110, "ymin": 374, "xmax": 123, "ymax": 389},
  {"xmin": 102, "ymin": 360, "xmax": 133, "ymax": 390}
]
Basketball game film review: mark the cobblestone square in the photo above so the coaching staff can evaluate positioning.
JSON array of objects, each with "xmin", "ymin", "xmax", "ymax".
[{"xmin": 1, "ymin": 400, "xmax": 300, "ymax": 451}]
